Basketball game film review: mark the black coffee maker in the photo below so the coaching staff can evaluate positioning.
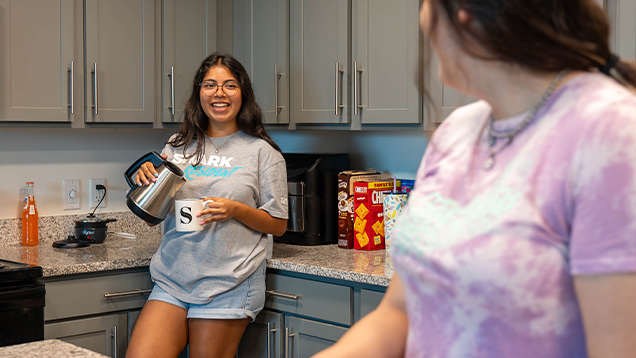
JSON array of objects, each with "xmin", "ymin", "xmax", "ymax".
[{"xmin": 275, "ymin": 153, "xmax": 350, "ymax": 245}]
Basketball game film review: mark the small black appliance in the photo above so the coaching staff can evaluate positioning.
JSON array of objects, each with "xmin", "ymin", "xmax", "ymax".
[
  {"xmin": 275, "ymin": 153, "xmax": 350, "ymax": 245},
  {"xmin": 0, "ymin": 259, "xmax": 45, "ymax": 347},
  {"xmin": 53, "ymin": 184, "xmax": 115, "ymax": 248}
]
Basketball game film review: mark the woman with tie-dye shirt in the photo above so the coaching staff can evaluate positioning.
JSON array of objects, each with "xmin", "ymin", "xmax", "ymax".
[{"xmin": 314, "ymin": 1, "xmax": 636, "ymax": 358}]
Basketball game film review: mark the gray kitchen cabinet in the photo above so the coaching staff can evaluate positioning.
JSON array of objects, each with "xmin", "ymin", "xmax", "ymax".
[
  {"xmin": 290, "ymin": 0, "xmax": 350, "ymax": 125},
  {"xmin": 286, "ymin": 316, "xmax": 348, "ymax": 358},
  {"xmin": 606, "ymin": 0, "xmax": 636, "ymax": 61},
  {"xmin": 44, "ymin": 313, "xmax": 127, "ymax": 357},
  {"xmin": 289, "ymin": 0, "xmax": 423, "ymax": 127},
  {"xmin": 42, "ymin": 268, "xmax": 153, "ymax": 357},
  {"xmin": 161, "ymin": 0, "xmax": 217, "ymax": 123},
  {"xmin": 237, "ymin": 310, "xmax": 285, "ymax": 358},
  {"xmin": 237, "ymin": 270, "xmax": 386, "ymax": 358},
  {"xmin": 359, "ymin": 288, "xmax": 384, "ymax": 318},
  {"xmin": 84, "ymin": 0, "xmax": 156, "ymax": 124},
  {"xmin": 352, "ymin": 0, "xmax": 421, "ymax": 124},
  {"xmin": 233, "ymin": 0, "xmax": 290, "ymax": 125},
  {"xmin": 0, "ymin": 0, "xmax": 80, "ymax": 123},
  {"xmin": 426, "ymin": 53, "xmax": 477, "ymax": 126}
]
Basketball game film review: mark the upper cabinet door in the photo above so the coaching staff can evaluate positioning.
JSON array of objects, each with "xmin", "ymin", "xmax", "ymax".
[
  {"xmin": 162, "ymin": 0, "xmax": 217, "ymax": 123},
  {"xmin": 607, "ymin": 0, "xmax": 636, "ymax": 60},
  {"xmin": 84, "ymin": 0, "xmax": 155, "ymax": 123},
  {"xmin": 234, "ymin": 0, "xmax": 290, "ymax": 125},
  {"xmin": 290, "ymin": 0, "xmax": 350, "ymax": 124},
  {"xmin": 426, "ymin": 47, "xmax": 477, "ymax": 127},
  {"xmin": 0, "ymin": 0, "xmax": 77, "ymax": 122},
  {"xmin": 353, "ymin": 0, "xmax": 421, "ymax": 124}
]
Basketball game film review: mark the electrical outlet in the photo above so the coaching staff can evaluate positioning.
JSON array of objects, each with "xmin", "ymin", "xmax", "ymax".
[
  {"xmin": 89, "ymin": 178, "xmax": 107, "ymax": 208},
  {"xmin": 63, "ymin": 179, "xmax": 80, "ymax": 210}
]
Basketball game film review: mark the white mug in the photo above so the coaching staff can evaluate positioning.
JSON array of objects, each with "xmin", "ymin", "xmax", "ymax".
[{"xmin": 175, "ymin": 198, "xmax": 214, "ymax": 232}]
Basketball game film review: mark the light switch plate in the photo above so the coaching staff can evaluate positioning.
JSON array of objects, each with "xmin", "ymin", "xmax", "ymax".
[{"xmin": 63, "ymin": 179, "xmax": 80, "ymax": 210}]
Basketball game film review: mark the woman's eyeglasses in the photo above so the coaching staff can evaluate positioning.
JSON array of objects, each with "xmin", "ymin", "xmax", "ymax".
[{"xmin": 199, "ymin": 81, "xmax": 240, "ymax": 96}]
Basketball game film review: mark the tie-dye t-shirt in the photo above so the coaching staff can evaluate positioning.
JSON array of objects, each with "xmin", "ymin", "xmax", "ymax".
[{"xmin": 391, "ymin": 72, "xmax": 636, "ymax": 358}]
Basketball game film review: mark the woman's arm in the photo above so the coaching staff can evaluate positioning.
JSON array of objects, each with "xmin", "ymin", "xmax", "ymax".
[
  {"xmin": 200, "ymin": 196, "xmax": 287, "ymax": 236},
  {"xmin": 574, "ymin": 273, "xmax": 636, "ymax": 358},
  {"xmin": 311, "ymin": 273, "xmax": 409, "ymax": 358}
]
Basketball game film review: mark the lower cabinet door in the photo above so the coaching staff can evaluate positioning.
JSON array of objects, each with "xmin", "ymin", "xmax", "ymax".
[
  {"xmin": 285, "ymin": 316, "xmax": 348, "ymax": 358},
  {"xmin": 127, "ymin": 309, "xmax": 142, "ymax": 345},
  {"xmin": 238, "ymin": 310, "xmax": 285, "ymax": 358},
  {"xmin": 44, "ymin": 313, "xmax": 127, "ymax": 358}
]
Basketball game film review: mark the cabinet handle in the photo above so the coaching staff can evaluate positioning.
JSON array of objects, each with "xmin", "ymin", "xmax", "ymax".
[
  {"xmin": 266, "ymin": 290, "xmax": 300, "ymax": 300},
  {"xmin": 334, "ymin": 62, "xmax": 344, "ymax": 115},
  {"xmin": 275, "ymin": 66, "xmax": 285, "ymax": 118},
  {"xmin": 267, "ymin": 322, "xmax": 277, "ymax": 358},
  {"xmin": 91, "ymin": 63, "xmax": 98, "ymax": 115},
  {"xmin": 68, "ymin": 61, "xmax": 74, "ymax": 115},
  {"xmin": 354, "ymin": 61, "xmax": 364, "ymax": 116},
  {"xmin": 112, "ymin": 325, "xmax": 118, "ymax": 358},
  {"xmin": 168, "ymin": 66, "xmax": 175, "ymax": 116},
  {"xmin": 285, "ymin": 327, "xmax": 295, "ymax": 358},
  {"xmin": 104, "ymin": 288, "xmax": 152, "ymax": 298}
]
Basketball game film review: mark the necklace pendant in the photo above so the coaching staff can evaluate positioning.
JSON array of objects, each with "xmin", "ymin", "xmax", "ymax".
[
  {"xmin": 483, "ymin": 156, "xmax": 495, "ymax": 170},
  {"xmin": 215, "ymin": 149, "xmax": 219, "ymax": 154}
]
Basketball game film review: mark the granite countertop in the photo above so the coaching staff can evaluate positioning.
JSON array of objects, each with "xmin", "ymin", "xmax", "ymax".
[
  {"xmin": 0, "ymin": 339, "xmax": 108, "ymax": 358},
  {"xmin": 0, "ymin": 232, "xmax": 392, "ymax": 286}
]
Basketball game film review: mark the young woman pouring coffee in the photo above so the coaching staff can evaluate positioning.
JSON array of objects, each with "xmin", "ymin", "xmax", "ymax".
[{"xmin": 127, "ymin": 52, "xmax": 288, "ymax": 358}]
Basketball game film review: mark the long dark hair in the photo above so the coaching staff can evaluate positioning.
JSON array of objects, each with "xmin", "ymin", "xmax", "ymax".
[
  {"xmin": 168, "ymin": 52, "xmax": 282, "ymax": 166},
  {"xmin": 428, "ymin": 0, "xmax": 636, "ymax": 87}
]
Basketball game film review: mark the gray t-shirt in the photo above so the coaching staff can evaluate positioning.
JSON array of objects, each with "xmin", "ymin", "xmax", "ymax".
[{"xmin": 150, "ymin": 131, "xmax": 288, "ymax": 304}]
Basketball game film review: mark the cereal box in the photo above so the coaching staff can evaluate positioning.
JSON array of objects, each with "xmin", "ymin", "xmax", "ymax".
[
  {"xmin": 398, "ymin": 179, "xmax": 415, "ymax": 194},
  {"xmin": 353, "ymin": 179, "xmax": 400, "ymax": 250},
  {"xmin": 337, "ymin": 169, "xmax": 381, "ymax": 249}
]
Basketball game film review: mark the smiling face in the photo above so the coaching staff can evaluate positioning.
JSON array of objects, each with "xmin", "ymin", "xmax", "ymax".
[{"xmin": 199, "ymin": 65, "xmax": 242, "ymax": 133}]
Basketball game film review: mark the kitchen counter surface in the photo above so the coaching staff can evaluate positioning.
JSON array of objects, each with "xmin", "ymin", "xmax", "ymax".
[
  {"xmin": 0, "ymin": 339, "xmax": 108, "ymax": 358},
  {"xmin": 0, "ymin": 233, "xmax": 391, "ymax": 286}
]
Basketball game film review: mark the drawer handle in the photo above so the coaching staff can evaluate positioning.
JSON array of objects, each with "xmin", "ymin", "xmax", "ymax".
[
  {"xmin": 266, "ymin": 290, "xmax": 300, "ymax": 300},
  {"xmin": 104, "ymin": 288, "xmax": 152, "ymax": 298}
]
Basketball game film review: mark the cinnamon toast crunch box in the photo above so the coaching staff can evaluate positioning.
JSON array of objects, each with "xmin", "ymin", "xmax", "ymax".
[{"xmin": 353, "ymin": 179, "xmax": 400, "ymax": 250}]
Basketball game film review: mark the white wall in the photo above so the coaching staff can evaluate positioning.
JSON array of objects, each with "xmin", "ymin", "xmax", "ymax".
[{"xmin": 0, "ymin": 128, "xmax": 429, "ymax": 219}]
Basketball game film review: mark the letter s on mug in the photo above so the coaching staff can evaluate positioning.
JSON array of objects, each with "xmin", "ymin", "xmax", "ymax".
[{"xmin": 180, "ymin": 206, "xmax": 193, "ymax": 224}]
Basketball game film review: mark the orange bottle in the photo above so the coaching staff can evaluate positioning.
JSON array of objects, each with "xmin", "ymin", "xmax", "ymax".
[{"xmin": 22, "ymin": 182, "xmax": 39, "ymax": 246}]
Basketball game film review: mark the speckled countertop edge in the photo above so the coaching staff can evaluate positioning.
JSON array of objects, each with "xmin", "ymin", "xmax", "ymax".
[
  {"xmin": 0, "ymin": 339, "xmax": 108, "ymax": 358},
  {"xmin": 0, "ymin": 212, "xmax": 392, "ymax": 287}
]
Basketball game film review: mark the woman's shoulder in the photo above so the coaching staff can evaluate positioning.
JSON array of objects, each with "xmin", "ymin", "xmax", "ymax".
[
  {"xmin": 429, "ymin": 100, "xmax": 491, "ymax": 149},
  {"xmin": 557, "ymin": 72, "xmax": 636, "ymax": 134},
  {"xmin": 236, "ymin": 132, "xmax": 284, "ymax": 163}
]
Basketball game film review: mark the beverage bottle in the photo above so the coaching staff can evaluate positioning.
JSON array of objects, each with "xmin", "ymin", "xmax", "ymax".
[{"xmin": 22, "ymin": 182, "xmax": 39, "ymax": 246}]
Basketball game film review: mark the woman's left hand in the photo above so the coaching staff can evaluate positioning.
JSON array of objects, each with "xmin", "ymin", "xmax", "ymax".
[{"xmin": 198, "ymin": 197, "xmax": 238, "ymax": 224}]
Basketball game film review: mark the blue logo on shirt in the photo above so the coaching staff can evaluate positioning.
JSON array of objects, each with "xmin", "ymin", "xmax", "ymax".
[{"xmin": 183, "ymin": 166, "xmax": 243, "ymax": 180}]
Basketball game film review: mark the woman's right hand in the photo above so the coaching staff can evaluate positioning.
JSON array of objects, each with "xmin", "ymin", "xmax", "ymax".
[{"xmin": 135, "ymin": 153, "xmax": 168, "ymax": 186}]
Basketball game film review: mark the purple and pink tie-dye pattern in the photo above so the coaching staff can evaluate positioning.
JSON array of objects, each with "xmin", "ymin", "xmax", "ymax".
[{"xmin": 391, "ymin": 73, "xmax": 636, "ymax": 358}]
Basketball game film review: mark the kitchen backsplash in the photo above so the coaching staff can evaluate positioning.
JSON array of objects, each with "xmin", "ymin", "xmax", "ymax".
[{"xmin": 0, "ymin": 211, "xmax": 161, "ymax": 247}]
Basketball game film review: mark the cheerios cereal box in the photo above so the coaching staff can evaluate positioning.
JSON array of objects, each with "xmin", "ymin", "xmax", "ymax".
[
  {"xmin": 353, "ymin": 179, "xmax": 400, "ymax": 250},
  {"xmin": 338, "ymin": 169, "xmax": 381, "ymax": 249}
]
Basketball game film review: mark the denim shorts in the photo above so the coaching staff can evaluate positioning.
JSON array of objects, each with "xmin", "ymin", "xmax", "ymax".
[{"xmin": 147, "ymin": 260, "xmax": 266, "ymax": 321}]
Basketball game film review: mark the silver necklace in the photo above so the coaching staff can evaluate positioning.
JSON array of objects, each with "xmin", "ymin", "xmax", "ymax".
[
  {"xmin": 483, "ymin": 70, "xmax": 567, "ymax": 171},
  {"xmin": 209, "ymin": 131, "xmax": 239, "ymax": 154}
]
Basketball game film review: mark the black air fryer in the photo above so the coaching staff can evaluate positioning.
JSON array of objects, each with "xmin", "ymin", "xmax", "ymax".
[{"xmin": 275, "ymin": 153, "xmax": 350, "ymax": 245}]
